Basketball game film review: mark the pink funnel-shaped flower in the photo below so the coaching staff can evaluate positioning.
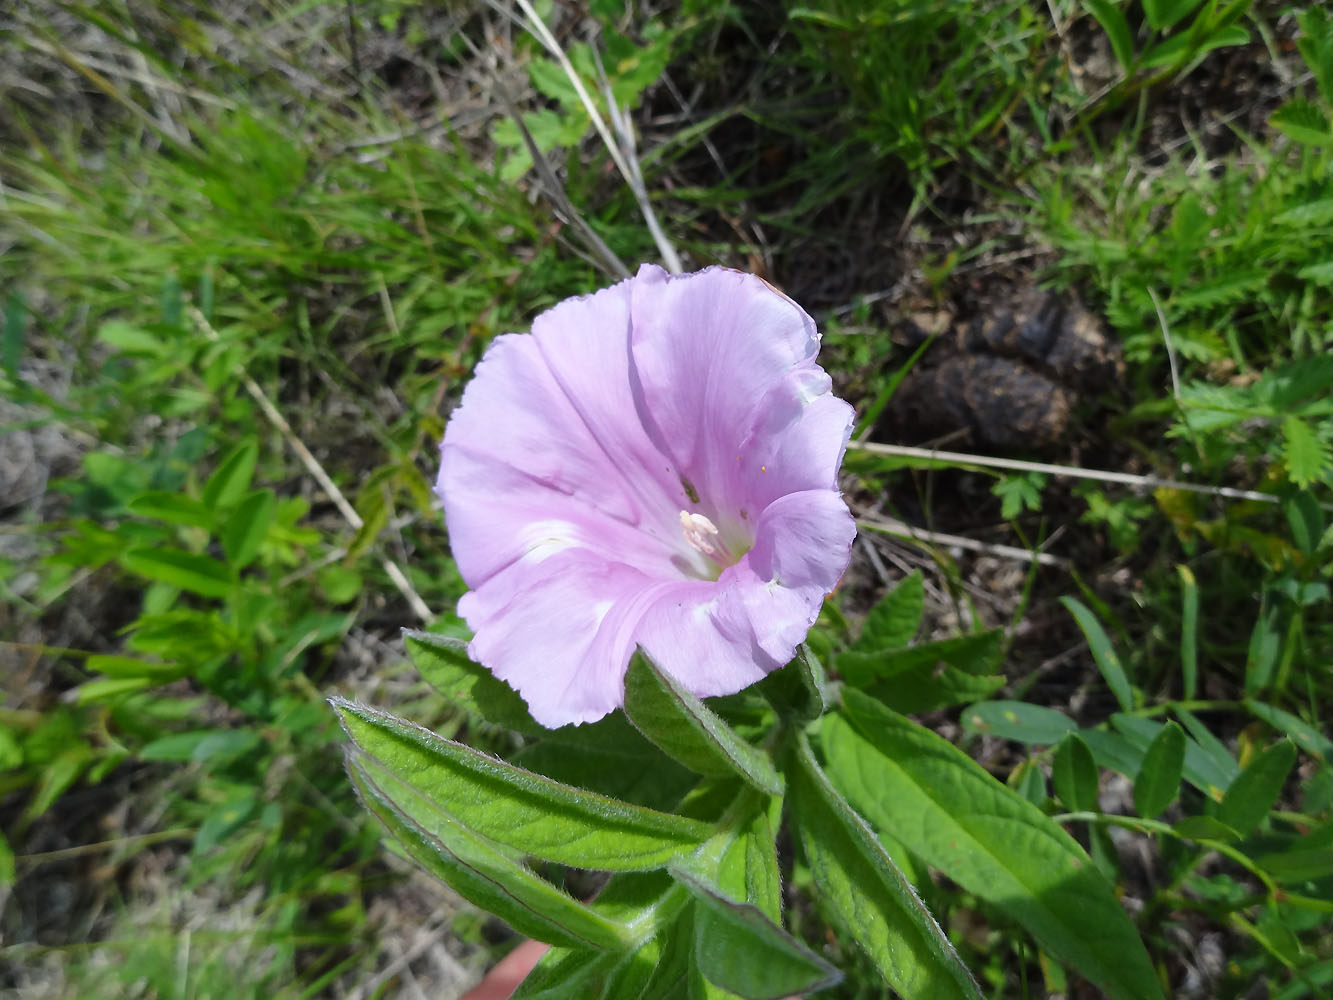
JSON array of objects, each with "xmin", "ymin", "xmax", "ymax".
[{"xmin": 438, "ymin": 264, "xmax": 856, "ymax": 728}]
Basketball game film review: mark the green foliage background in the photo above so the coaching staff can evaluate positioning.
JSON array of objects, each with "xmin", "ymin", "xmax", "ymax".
[{"xmin": 2, "ymin": 0, "xmax": 1331, "ymax": 997}]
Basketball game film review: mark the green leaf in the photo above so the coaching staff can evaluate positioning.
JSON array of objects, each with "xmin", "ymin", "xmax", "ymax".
[
  {"xmin": 195, "ymin": 792, "xmax": 259, "ymax": 853},
  {"xmin": 1053, "ymin": 734, "xmax": 1100, "ymax": 813},
  {"xmin": 510, "ymin": 947, "xmax": 635, "ymax": 1000},
  {"xmin": 1061, "ymin": 597, "xmax": 1134, "ymax": 711},
  {"xmin": 349, "ymin": 753, "xmax": 631, "ymax": 950},
  {"xmin": 202, "ymin": 438, "xmax": 259, "ymax": 511},
  {"xmin": 1271, "ymin": 99, "xmax": 1333, "ymax": 146},
  {"xmin": 961, "ymin": 700, "xmax": 1078, "ymax": 744},
  {"xmin": 1141, "ymin": 0, "xmax": 1201, "ymax": 31},
  {"xmin": 623, "ymin": 653, "xmax": 782, "ymax": 796},
  {"xmin": 1246, "ymin": 700, "xmax": 1333, "ymax": 761},
  {"xmin": 332, "ymin": 699, "xmax": 712, "ymax": 870},
  {"xmin": 404, "ymin": 631, "xmax": 539, "ymax": 734},
  {"xmin": 0, "ymin": 830, "xmax": 14, "ymax": 887},
  {"xmin": 1284, "ymin": 492, "xmax": 1325, "ymax": 558},
  {"xmin": 755, "ymin": 645, "xmax": 828, "ymax": 722},
  {"xmin": 512, "ymin": 713, "xmax": 697, "ymax": 812},
  {"xmin": 1141, "ymin": 24, "xmax": 1248, "ymax": 68},
  {"xmin": 1217, "ymin": 741, "xmax": 1297, "ymax": 836},
  {"xmin": 839, "ymin": 630, "xmax": 1003, "ymax": 689},
  {"xmin": 127, "ymin": 491, "xmax": 214, "ymax": 528},
  {"xmin": 140, "ymin": 729, "xmax": 262, "ymax": 763},
  {"xmin": 668, "ymin": 863, "xmax": 842, "ymax": 999},
  {"xmin": 851, "ymin": 571, "xmax": 923, "ymax": 651},
  {"xmin": 716, "ymin": 800, "xmax": 783, "ymax": 922},
  {"xmin": 1082, "ymin": 0, "xmax": 1134, "ymax": 69},
  {"xmin": 1111, "ymin": 715, "xmax": 1235, "ymax": 798},
  {"xmin": 86, "ymin": 655, "xmax": 185, "ymax": 681},
  {"xmin": 1173, "ymin": 815, "xmax": 1241, "ymax": 842},
  {"xmin": 1133, "ymin": 721, "xmax": 1186, "ymax": 818},
  {"xmin": 827, "ymin": 691, "xmax": 1163, "ymax": 1000},
  {"xmin": 1246, "ymin": 599, "xmax": 1286, "ymax": 697},
  {"xmin": 221, "ymin": 489, "xmax": 275, "ymax": 569},
  {"xmin": 1178, "ymin": 565, "xmax": 1199, "ymax": 701},
  {"xmin": 97, "ymin": 320, "xmax": 167, "ymax": 356},
  {"xmin": 1258, "ymin": 847, "xmax": 1333, "ymax": 883},
  {"xmin": 75, "ymin": 676, "xmax": 154, "ymax": 703},
  {"xmin": 1282, "ymin": 416, "xmax": 1330, "ymax": 487},
  {"xmin": 120, "ymin": 548, "xmax": 235, "ymax": 598},
  {"xmin": 788, "ymin": 732, "xmax": 983, "ymax": 1000}
]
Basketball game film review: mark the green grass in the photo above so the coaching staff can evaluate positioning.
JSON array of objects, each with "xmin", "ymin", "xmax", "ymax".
[{"xmin": 2, "ymin": 0, "xmax": 1332, "ymax": 997}]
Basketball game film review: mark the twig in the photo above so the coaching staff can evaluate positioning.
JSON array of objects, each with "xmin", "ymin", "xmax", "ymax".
[
  {"xmin": 849, "ymin": 440, "xmax": 1281, "ymax": 505},
  {"xmin": 188, "ymin": 307, "xmax": 433, "ymax": 622},
  {"xmin": 859, "ymin": 516, "xmax": 1067, "ymax": 568},
  {"xmin": 503, "ymin": 0, "xmax": 682, "ymax": 273}
]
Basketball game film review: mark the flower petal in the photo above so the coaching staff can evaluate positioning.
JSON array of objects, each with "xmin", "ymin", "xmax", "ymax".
[
  {"xmin": 440, "ymin": 281, "xmax": 686, "ymax": 587},
  {"xmin": 635, "ymin": 489, "xmax": 855, "ymax": 698},
  {"xmin": 627, "ymin": 265, "xmax": 821, "ymax": 521}
]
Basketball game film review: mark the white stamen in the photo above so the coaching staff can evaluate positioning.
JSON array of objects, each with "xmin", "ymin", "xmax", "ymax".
[{"xmin": 679, "ymin": 510, "xmax": 721, "ymax": 557}]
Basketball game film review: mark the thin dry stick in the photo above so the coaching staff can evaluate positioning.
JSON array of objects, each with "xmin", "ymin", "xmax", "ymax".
[
  {"xmin": 189, "ymin": 307, "xmax": 433, "ymax": 622},
  {"xmin": 859, "ymin": 516, "xmax": 1067, "ymax": 568},
  {"xmin": 506, "ymin": 0, "xmax": 683, "ymax": 273},
  {"xmin": 849, "ymin": 440, "xmax": 1281, "ymax": 505}
]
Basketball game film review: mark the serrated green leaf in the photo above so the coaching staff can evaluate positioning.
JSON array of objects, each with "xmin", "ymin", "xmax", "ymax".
[
  {"xmin": 404, "ymin": 630, "xmax": 539, "ymax": 734},
  {"xmin": 1271, "ymin": 99, "xmax": 1333, "ymax": 146},
  {"xmin": 623, "ymin": 653, "xmax": 782, "ymax": 796},
  {"xmin": 1053, "ymin": 734, "xmax": 1100, "ymax": 812},
  {"xmin": 788, "ymin": 732, "xmax": 983, "ymax": 1000},
  {"xmin": 349, "ymin": 754, "xmax": 631, "ymax": 950},
  {"xmin": 332, "ymin": 699, "xmax": 712, "ymax": 870},
  {"xmin": 1061, "ymin": 597, "xmax": 1134, "ymax": 711},
  {"xmin": 851, "ymin": 572, "xmax": 923, "ymax": 652},
  {"xmin": 127, "ymin": 491, "xmax": 214, "ymax": 528},
  {"xmin": 1133, "ymin": 721, "xmax": 1186, "ymax": 818},
  {"xmin": 220, "ymin": 489, "xmax": 275, "ymax": 569},
  {"xmin": 202, "ymin": 439, "xmax": 259, "ymax": 511},
  {"xmin": 120, "ymin": 548, "xmax": 235, "ymax": 597},
  {"xmin": 827, "ymin": 691, "xmax": 1163, "ymax": 1000},
  {"xmin": 1282, "ymin": 416, "xmax": 1330, "ymax": 487},
  {"xmin": 1218, "ymin": 740, "xmax": 1297, "ymax": 836},
  {"xmin": 961, "ymin": 700, "xmax": 1078, "ymax": 744},
  {"xmin": 1082, "ymin": 0, "xmax": 1134, "ymax": 70},
  {"xmin": 668, "ymin": 863, "xmax": 842, "ymax": 1000}
]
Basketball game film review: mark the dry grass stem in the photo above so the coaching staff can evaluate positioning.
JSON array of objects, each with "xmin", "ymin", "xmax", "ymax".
[{"xmin": 188, "ymin": 307, "xmax": 433, "ymax": 623}]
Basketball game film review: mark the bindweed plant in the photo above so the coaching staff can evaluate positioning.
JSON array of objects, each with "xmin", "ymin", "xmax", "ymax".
[{"xmin": 335, "ymin": 269, "xmax": 1168, "ymax": 998}]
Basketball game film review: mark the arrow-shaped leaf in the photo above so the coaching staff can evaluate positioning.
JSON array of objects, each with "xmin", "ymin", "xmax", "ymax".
[
  {"xmin": 623, "ymin": 653, "xmax": 782, "ymax": 796},
  {"xmin": 333, "ymin": 698, "xmax": 711, "ymax": 870}
]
